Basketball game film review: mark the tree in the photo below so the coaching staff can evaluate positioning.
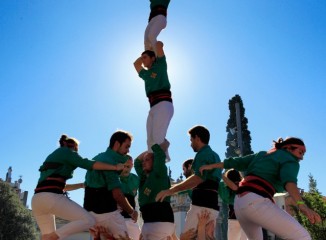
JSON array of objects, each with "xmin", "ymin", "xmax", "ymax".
[
  {"xmin": 0, "ymin": 181, "xmax": 38, "ymax": 240},
  {"xmin": 217, "ymin": 95, "xmax": 254, "ymax": 240},
  {"xmin": 292, "ymin": 174, "xmax": 326, "ymax": 240},
  {"xmin": 225, "ymin": 94, "xmax": 254, "ymax": 158}
]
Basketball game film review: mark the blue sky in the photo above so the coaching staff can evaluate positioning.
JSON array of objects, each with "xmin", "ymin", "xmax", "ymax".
[{"xmin": 1, "ymin": 0, "xmax": 325, "ymax": 208}]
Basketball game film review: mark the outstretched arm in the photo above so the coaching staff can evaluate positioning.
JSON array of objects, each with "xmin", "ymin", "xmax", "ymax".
[
  {"xmin": 93, "ymin": 161, "xmax": 124, "ymax": 171},
  {"xmin": 156, "ymin": 41, "xmax": 165, "ymax": 58},
  {"xmin": 64, "ymin": 183, "xmax": 84, "ymax": 191},
  {"xmin": 156, "ymin": 174, "xmax": 203, "ymax": 202},
  {"xmin": 199, "ymin": 162, "xmax": 224, "ymax": 175}
]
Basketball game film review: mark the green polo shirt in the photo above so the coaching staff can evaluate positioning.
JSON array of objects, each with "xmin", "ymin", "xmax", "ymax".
[
  {"xmin": 135, "ymin": 144, "xmax": 171, "ymax": 207},
  {"xmin": 192, "ymin": 145, "xmax": 222, "ymax": 181},
  {"xmin": 223, "ymin": 149, "xmax": 300, "ymax": 192},
  {"xmin": 150, "ymin": 0, "xmax": 170, "ymax": 9},
  {"xmin": 139, "ymin": 56, "xmax": 171, "ymax": 97},
  {"xmin": 218, "ymin": 181, "xmax": 235, "ymax": 205},
  {"xmin": 38, "ymin": 147, "xmax": 95, "ymax": 182},
  {"xmin": 120, "ymin": 173, "xmax": 139, "ymax": 197},
  {"xmin": 85, "ymin": 148, "xmax": 128, "ymax": 190}
]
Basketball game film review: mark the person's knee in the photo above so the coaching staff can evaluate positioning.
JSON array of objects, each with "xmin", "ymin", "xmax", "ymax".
[{"xmin": 147, "ymin": 32, "xmax": 157, "ymax": 45}]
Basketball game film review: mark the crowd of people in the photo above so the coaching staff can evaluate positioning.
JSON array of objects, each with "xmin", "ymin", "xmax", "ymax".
[
  {"xmin": 32, "ymin": 129, "xmax": 322, "ymax": 240},
  {"xmin": 31, "ymin": 0, "xmax": 322, "ymax": 239}
]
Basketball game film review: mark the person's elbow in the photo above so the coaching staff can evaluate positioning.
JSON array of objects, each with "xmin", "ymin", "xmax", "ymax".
[
  {"xmin": 112, "ymin": 188, "xmax": 124, "ymax": 202},
  {"xmin": 156, "ymin": 41, "xmax": 164, "ymax": 48}
]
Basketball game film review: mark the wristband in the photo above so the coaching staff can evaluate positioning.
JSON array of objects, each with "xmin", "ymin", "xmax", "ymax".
[{"xmin": 296, "ymin": 201, "xmax": 305, "ymax": 205}]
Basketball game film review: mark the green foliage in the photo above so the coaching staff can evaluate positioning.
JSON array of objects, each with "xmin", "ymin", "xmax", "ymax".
[
  {"xmin": 225, "ymin": 94, "xmax": 254, "ymax": 158},
  {"xmin": 218, "ymin": 95, "xmax": 255, "ymax": 240},
  {"xmin": 308, "ymin": 173, "xmax": 319, "ymax": 194},
  {"xmin": 0, "ymin": 181, "xmax": 38, "ymax": 240},
  {"xmin": 292, "ymin": 175, "xmax": 326, "ymax": 240}
]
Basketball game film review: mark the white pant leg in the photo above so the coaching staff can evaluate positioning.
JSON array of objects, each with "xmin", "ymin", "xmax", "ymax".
[
  {"xmin": 90, "ymin": 210, "xmax": 129, "ymax": 239},
  {"xmin": 228, "ymin": 219, "xmax": 242, "ymax": 240},
  {"xmin": 32, "ymin": 192, "xmax": 96, "ymax": 239},
  {"xmin": 141, "ymin": 222, "xmax": 175, "ymax": 240},
  {"xmin": 183, "ymin": 205, "xmax": 219, "ymax": 236},
  {"xmin": 146, "ymin": 101, "xmax": 174, "ymax": 152},
  {"xmin": 32, "ymin": 193, "xmax": 56, "ymax": 235},
  {"xmin": 125, "ymin": 218, "xmax": 141, "ymax": 240},
  {"xmin": 234, "ymin": 193, "xmax": 311, "ymax": 240},
  {"xmin": 144, "ymin": 15, "xmax": 167, "ymax": 52}
]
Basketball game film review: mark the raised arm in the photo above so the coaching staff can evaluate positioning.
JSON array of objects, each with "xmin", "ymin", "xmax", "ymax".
[
  {"xmin": 134, "ymin": 56, "xmax": 143, "ymax": 73},
  {"xmin": 222, "ymin": 172, "xmax": 238, "ymax": 191},
  {"xmin": 156, "ymin": 41, "xmax": 165, "ymax": 58},
  {"xmin": 134, "ymin": 151, "xmax": 148, "ymax": 177}
]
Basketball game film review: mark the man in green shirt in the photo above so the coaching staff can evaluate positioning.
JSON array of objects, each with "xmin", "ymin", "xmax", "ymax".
[
  {"xmin": 134, "ymin": 40, "xmax": 173, "ymax": 162},
  {"xmin": 83, "ymin": 131, "xmax": 138, "ymax": 239},
  {"xmin": 156, "ymin": 125, "xmax": 222, "ymax": 238},
  {"xmin": 135, "ymin": 139, "xmax": 175, "ymax": 240}
]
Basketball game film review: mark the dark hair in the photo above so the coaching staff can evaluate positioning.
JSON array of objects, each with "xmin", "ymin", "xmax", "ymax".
[
  {"xmin": 142, "ymin": 50, "xmax": 156, "ymax": 59},
  {"xmin": 183, "ymin": 159, "xmax": 193, "ymax": 169},
  {"xmin": 59, "ymin": 134, "xmax": 68, "ymax": 147},
  {"xmin": 188, "ymin": 125, "xmax": 210, "ymax": 144},
  {"xmin": 109, "ymin": 131, "xmax": 133, "ymax": 148},
  {"xmin": 59, "ymin": 134, "xmax": 79, "ymax": 149},
  {"xmin": 273, "ymin": 137, "xmax": 305, "ymax": 150},
  {"xmin": 225, "ymin": 169, "xmax": 242, "ymax": 183}
]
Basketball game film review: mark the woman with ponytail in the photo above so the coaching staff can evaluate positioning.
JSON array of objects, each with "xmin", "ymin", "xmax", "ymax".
[
  {"xmin": 200, "ymin": 137, "xmax": 321, "ymax": 240},
  {"xmin": 32, "ymin": 134, "xmax": 125, "ymax": 240}
]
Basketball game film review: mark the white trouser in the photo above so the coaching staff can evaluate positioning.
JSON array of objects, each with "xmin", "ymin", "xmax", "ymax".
[
  {"xmin": 144, "ymin": 14, "xmax": 167, "ymax": 53},
  {"xmin": 90, "ymin": 210, "xmax": 129, "ymax": 239},
  {"xmin": 228, "ymin": 219, "xmax": 248, "ymax": 240},
  {"xmin": 32, "ymin": 192, "xmax": 95, "ymax": 239},
  {"xmin": 183, "ymin": 204, "xmax": 219, "ymax": 236},
  {"xmin": 125, "ymin": 218, "xmax": 141, "ymax": 240},
  {"xmin": 234, "ymin": 193, "xmax": 311, "ymax": 240},
  {"xmin": 141, "ymin": 222, "xmax": 175, "ymax": 240},
  {"xmin": 146, "ymin": 101, "xmax": 174, "ymax": 159}
]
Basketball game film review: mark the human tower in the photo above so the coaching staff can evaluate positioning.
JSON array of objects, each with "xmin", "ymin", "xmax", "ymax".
[{"xmin": 31, "ymin": 1, "xmax": 322, "ymax": 240}]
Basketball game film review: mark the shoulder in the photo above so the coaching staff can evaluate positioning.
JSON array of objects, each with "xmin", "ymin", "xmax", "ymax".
[
  {"xmin": 156, "ymin": 56, "xmax": 166, "ymax": 65},
  {"xmin": 274, "ymin": 150, "xmax": 298, "ymax": 162}
]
